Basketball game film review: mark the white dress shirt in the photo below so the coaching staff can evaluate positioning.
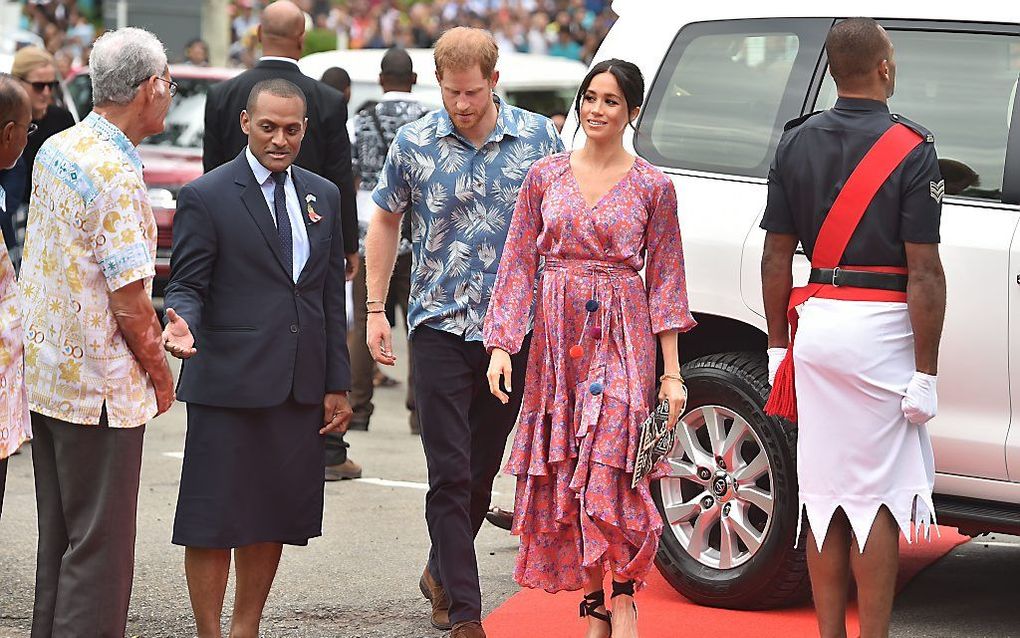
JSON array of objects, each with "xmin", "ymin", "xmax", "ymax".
[{"xmin": 246, "ymin": 147, "xmax": 310, "ymax": 282}]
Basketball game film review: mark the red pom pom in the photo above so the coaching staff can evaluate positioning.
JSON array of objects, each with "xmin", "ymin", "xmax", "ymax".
[{"xmin": 568, "ymin": 345, "xmax": 584, "ymax": 359}]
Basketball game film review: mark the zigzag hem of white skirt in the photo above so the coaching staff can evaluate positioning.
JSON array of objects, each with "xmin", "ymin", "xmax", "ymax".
[{"xmin": 795, "ymin": 489, "xmax": 938, "ymax": 554}]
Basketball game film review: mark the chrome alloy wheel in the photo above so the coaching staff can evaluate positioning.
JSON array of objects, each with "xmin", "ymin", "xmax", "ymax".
[{"xmin": 658, "ymin": 405, "xmax": 776, "ymax": 569}]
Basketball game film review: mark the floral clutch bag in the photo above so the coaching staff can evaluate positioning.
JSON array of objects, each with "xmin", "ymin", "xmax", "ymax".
[{"xmin": 631, "ymin": 399, "xmax": 675, "ymax": 488}]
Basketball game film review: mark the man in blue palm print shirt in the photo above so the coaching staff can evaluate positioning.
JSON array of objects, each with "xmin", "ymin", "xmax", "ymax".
[{"xmin": 365, "ymin": 28, "xmax": 562, "ymax": 638}]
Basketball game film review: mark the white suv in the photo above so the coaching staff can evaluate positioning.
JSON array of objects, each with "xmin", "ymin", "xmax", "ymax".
[{"xmin": 564, "ymin": 1, "xmax": 1020, "ymax": 609}]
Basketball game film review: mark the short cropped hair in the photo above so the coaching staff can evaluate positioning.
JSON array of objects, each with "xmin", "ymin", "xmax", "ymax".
[
  {"xmin": 320, "ymin": 67, "xmax": 351, "ymax": 93},
  {"xmin": 380, "ymin": 46, "xmax": 414, "ymax": 83},
  {"xmin": 0, "ymin": 73, "xmax": 27, "ymax": 122},
  {"xmin": 826, "ymin": 18, "xmax": 891, "ymax": 85},
  {"xmin": 434, "ymin": 27, "xmax": 498, "ymax": 79},
  {"xmin": 90, "ymin": 27, "xmax": 168, "ymax": 106},
  {"xmin": 246, "ymin": 78, "xmax": 307, "ymax": 117}
]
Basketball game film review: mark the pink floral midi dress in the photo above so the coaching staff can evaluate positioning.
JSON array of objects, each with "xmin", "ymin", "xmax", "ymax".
[{"xmin": 483, "ymin": 152, "xmax": 696, "ymax": 592}]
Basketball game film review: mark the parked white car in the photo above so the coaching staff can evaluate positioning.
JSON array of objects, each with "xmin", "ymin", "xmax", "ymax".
[{"xmin": 568, "ymin": 0, "xmax": 1020, "ymax": 609}]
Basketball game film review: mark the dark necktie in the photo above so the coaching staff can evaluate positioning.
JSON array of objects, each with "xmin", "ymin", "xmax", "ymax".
[{"xmin": 272, "ymin": 171, "xmax": 293, "ymax": 279}]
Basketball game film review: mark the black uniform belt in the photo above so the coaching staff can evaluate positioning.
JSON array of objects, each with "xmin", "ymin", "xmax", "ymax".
[{"xmin": 808, "ymin": 268, "xmax": 908, "ymax": 292}]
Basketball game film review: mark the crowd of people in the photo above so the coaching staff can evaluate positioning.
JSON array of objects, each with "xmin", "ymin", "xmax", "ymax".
[
  {"xmin": 18, "ymin": 0, "xmax": 96, "ymax": 76},
  {"xmin": 15, "ymin": 0, "xmax": 615, "ymax": 75},
  {"xmin": 0, "ymin": 5, "xmax": 947, "ymax": 638},
  {"xmin": 230, "ymin": 0, "xmax": 615, "ymax": 66}
]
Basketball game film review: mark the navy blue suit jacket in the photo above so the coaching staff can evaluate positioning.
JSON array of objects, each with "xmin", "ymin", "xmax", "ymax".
[{"xmin": 165, "ymin": 151, "xmax": 351, "ymax": 408}]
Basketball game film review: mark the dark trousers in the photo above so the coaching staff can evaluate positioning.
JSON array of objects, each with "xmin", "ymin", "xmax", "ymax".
[
  {"xmin": 412, "ymin": 325, "xmax": 530, "ymax": 624},
  {"xmin": 0, "ymin": 456, "xmax": 7, "ymax": 518},
  {"xmin": 30, "ymin": 411, "xmax": 145, "ymax": 638},
  {"xmin": 347, "ymin": 251, "xmax": 416, "ymax": 426}
]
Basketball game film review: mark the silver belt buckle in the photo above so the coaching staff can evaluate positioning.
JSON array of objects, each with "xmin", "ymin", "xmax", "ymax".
[{"xmin": 831, "ymin": 267, "xmax": 841, "ymax": 287}]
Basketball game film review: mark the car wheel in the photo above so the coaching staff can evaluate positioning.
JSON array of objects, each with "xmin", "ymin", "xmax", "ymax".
[{"xmin": 652, "ymin": 351, "xmax": 810, "ymax": 610}]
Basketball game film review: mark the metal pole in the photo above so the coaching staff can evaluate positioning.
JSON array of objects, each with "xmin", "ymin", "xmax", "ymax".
[
  {"xmin": 116, "ymin": 0, "xmax": 128, "ymax": 29},
  {"xmin": 203, "ymin": 0, "xmax": 230, "ymax": 67}
]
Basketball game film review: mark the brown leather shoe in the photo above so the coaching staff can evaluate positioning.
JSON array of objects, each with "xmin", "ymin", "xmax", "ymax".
[
  {"xmin": 419, "ymin": 566, "xmax": 452, "ymax": 630},
  {"xmin": 324, "ymin": 459, "xmax": 363, "ymax": 481},
  {"xmin": 447, "ymin": 621, "xmax": 485, "ymax": 638},
  {"xmin": 484, "ymin": 506, "xmax": 513, "ymax": 531}
]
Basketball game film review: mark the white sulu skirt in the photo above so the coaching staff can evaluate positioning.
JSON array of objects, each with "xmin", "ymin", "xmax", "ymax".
[{"xmin": 792, "ymin": 298, "xmax": 936, "ymax": 552}]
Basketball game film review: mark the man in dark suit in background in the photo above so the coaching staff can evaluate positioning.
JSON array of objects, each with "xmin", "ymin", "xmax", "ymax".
[
  {"xmin": 203, "ymin": 0, "xmax": 361, "ymax": 480},
  {"xmin": 163, "ymin": 78, "xmax": 352, "ymax": 637},
  {"xmin": 203, "ymin": 0, "xmax": 358, "ymax": 279}
]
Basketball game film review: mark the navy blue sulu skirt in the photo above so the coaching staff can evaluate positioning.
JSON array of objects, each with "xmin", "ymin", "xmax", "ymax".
[{"xmin": 172, "ymin": 398, "xmax": 325, "ymax": 548}]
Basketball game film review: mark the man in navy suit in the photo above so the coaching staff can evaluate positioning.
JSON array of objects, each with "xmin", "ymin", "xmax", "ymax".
[{"xmin": 163, "ymin": 78, "xmax": 352, "ymax": 638}]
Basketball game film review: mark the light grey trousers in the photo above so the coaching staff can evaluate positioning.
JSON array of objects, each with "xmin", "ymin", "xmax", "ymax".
[{"xmin": 30, "ymin": 410, "xmax": 145, "ymax": 638}]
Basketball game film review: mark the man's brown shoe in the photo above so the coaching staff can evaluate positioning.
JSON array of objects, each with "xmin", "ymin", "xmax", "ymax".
[
  {"xmin": 419, "ymin": 566, "xmax": 452, "ymax": 630},
  {"xmin": 447, "ymin": 621, "xmax": 485, "ymax": 638},
  {"xmin": 324, "ymin": 459, "xmax": 363, "ymax": 481}
]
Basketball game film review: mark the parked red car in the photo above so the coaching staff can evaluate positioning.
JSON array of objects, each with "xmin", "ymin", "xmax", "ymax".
[{"xmin": 66, "ymin": 65, "xmax": 241, "ymax": 294}]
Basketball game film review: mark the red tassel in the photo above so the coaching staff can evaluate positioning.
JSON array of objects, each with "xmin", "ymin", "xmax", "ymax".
[{"xmin": 764, "ymin": 348, "xmax": 798, "ymax": 422}]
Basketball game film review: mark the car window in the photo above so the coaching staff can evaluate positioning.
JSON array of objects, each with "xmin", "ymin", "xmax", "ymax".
[
  {"xmin": 144, "ymin": 77, "xmax": 220, "ymax": 149},
  {"xmin": 67, "ymin": 73, "xmax": 93, "ymax": 119},
  {"xmin": 817, "ymin": 29, "xmax": 1020, "ymax": 202},
  {"xmin": 636, "ymin": 19, "xmax": 830, "ymax": 178}
]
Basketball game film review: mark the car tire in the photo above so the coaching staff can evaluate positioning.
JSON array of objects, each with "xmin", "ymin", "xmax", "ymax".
[{"xmin": 652, "ymin": 351, "xmax": 810, "ymax": 610}]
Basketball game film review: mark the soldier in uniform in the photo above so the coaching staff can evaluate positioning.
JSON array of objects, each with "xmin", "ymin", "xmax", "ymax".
[{"xmin": 761, "ymin": 18, "xmax": 946, "ymax": 638}]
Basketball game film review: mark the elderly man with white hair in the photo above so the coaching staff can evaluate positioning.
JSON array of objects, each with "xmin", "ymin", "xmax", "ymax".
[{"xmin": 19, "ymin": 27, "xmax": 176, "ymax": 637}]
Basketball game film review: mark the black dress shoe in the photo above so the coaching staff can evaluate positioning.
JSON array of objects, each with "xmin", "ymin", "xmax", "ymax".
[{"xmin": 484, "ymin": 506, "xmax": 513, "ymax": 531}]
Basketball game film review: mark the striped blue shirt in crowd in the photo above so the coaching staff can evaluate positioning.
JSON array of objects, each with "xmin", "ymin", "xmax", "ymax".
[{"xmin": 372, "ymin": 95, "xmax": 564, "ymax": 341}]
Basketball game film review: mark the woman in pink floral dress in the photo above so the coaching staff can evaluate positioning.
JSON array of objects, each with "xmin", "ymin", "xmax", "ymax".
[{"xmin": 483, "ymin": 59, "xmax": 696, "ymax": 638}]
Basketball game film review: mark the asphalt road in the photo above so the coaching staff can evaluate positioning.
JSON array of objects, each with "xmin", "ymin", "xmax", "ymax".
[{"xmin": 1, "ymin": 335, "xmax": 1019, "ymax": 637}]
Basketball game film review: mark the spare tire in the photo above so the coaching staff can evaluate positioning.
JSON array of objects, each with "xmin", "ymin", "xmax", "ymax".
[{"xmin": 652, "ymin": 351, "xmax": 810, "ymax": 609}]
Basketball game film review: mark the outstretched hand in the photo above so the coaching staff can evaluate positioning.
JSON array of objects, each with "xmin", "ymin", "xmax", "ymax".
[
  {"xmin": 162, "ymin": 308, "xmax": 196, "ymax": 359},
  {"xmin": 486, "ymin": 348, "xmax": 513, "ymax": 404}
]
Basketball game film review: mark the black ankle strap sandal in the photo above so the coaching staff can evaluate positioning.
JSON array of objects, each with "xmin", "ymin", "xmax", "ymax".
[
  {"xmin": 611, "ymin": 580, "xmax": 635, "ymax": 599},
  {"xmin": 579, "ymin": 590, "xmax": 612, "ymax": 626}
]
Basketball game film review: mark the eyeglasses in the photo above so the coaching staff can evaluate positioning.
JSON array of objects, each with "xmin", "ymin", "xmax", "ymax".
[
  {"xmin": 133, "ymin": 75, "xmax": 178, "ymax": 98},
  {"xmin": 3, "ymin": 121, "xmax": 38, "ymax": 135},
  {"xmin": 25, "ymin": 80, "xmax": 60, "ymax": 93}
]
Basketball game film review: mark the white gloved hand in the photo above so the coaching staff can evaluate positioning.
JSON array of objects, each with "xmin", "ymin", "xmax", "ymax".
[
  {"xmin": 767, "ymin": 347, "xmax": 787, "ymax": 386},
  {"xmin": 901, "ymin": 371, "xmax": 938, "ymax": 425}
]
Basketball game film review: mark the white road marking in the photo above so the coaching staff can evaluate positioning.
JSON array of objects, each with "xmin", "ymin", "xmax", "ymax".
[{"xmin": 355, "ymin": 477, "xmax": 430, "ymax": 491}]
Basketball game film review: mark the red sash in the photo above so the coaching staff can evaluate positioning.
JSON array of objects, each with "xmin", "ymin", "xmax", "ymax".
[{"xmin": 764, "ymin": 123, "xmax": 923, "ymax": 422}]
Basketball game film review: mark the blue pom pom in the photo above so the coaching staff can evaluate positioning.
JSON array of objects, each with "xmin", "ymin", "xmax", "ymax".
[
  {"xmin": 589, "ymin": 382, "xmax": 604, "ymax": 396},
  {"xmin": 585, "ymin": 299, "xmax": 600, "ymax": 312}
]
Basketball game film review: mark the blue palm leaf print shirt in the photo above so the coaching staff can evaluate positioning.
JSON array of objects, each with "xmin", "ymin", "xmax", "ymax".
[{"xmin": 372, "ymin": 95, "xmax": 564, "ymax": 341}]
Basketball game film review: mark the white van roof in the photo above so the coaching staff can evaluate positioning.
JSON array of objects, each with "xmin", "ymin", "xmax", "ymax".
[{"xmin": 612, "ymin": 0, "xmax": 1020, "ymax": 27}]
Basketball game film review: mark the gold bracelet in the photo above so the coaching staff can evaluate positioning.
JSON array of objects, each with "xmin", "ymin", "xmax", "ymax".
[
  {"xmin": 366, "ymin": 299, "xmax": 385, "ymax": 306},
  {"xmin": 659, "ymin": 373, "xmax": 684, "ymax": 383}
]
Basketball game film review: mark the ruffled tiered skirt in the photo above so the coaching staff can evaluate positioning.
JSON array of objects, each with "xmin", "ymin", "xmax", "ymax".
[{"xmin": 509, "ymin": 259, "xmax": 665, "ymax": 593}]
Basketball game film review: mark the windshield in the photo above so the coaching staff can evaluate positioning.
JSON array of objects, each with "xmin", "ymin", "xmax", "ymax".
[
  {"xmin": 144, "ymin": 77, "xmax": 218, "ymax": 149},
  {"xmin": 66, "ymin": 74, "xmax": 221, "ymax": 149}
]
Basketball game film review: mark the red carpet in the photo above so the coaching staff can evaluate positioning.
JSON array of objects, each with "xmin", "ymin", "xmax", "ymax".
[{"xmin": 485, "ymin": 527, "xmax": 969, "ymax": 638}]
